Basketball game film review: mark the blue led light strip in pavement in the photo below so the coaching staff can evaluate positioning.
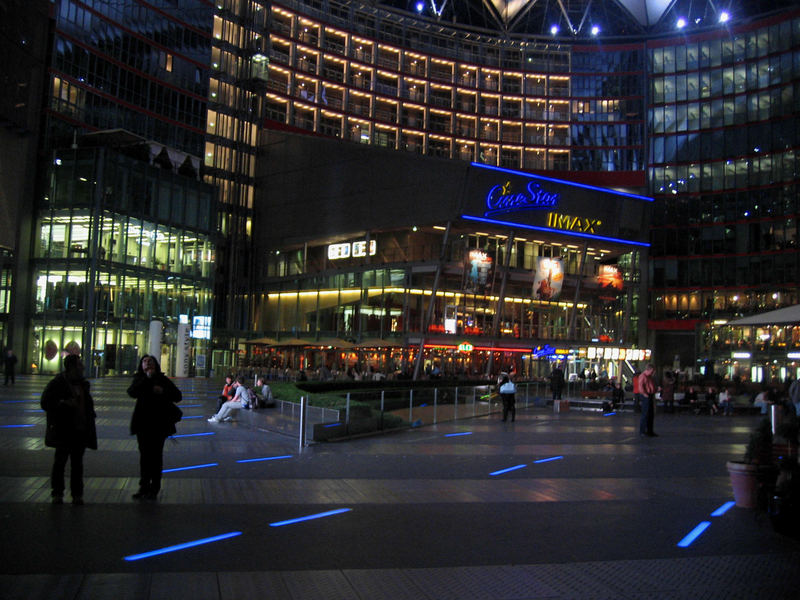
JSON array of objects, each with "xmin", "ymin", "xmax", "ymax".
[
  {"xmin": 0, "ymin": 424, "xmax": 35, "ymax": 428},
  {"xmin": 603, "ymin": 412, "xmax": 617, "ymax": 416},
  {"xmin": 490, "ymin": 464, "xmax": 528, "ymax": 476},
  {"xmin": 711, "ymin": 501, "xmax": 736, "ymax": 517},
  {"xmin": 534, "ymin": 456, "xmax": 564, "ymax": 463},
  {"xmin": 677, "ymin": 521, "xmax": 711, "ymax": 547},
  {"xmin": 444, "ymin": 432, "xmax": 473, "ymax": 437},
  {"xmin": 269, "ymin": 508, "xmax": 352, "ymax": 527},
  {"xmin": 162, "ymin": 463, "xmax": 218, "ymax": 473},
  {"xmin": 182, "ymin": 415, "xmax": 205, "ymax": 419},
  {"xmin": 123, "ymin": 531, "xmax": 242, "ymax": 561},
  {"xmin": 171, "ymin": 432, "xmax": 216, "ymax": 438},
  {"xmin": 237, "ymin": 455, "xmax": 292, "ymax": 463}
]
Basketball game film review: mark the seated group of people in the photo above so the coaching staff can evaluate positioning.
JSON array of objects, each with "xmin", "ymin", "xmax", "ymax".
[
  {"xmin": 208, "ymin": 375, "xmax": 275, "ymax": 423},
  {"xmin": 681, "ymin": 386, "xmax": 741, "ymax": 415}
]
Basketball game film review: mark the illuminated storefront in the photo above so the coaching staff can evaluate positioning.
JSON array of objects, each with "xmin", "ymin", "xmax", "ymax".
[
  {"xmin": 251, "ymin": 133, "xmax": 652, "ymax": 380},
  {"xmin": 31, "ymin": 143, "xmax": 215, "ymax": 375}
]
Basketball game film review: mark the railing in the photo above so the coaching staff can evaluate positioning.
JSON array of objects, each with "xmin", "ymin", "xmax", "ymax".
[{"xmin": 269, "ymin": 381, "xmax": 572, "ymax": 445}]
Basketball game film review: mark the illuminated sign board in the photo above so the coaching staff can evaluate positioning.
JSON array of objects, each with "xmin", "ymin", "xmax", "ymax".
[
  {"xmin": 458, "ymin": 342, "xmax": 474, "ymax": 352},
  {"xmin": 485, "ymin": 180, "xmax": 560, "ymax": 217},
  {"xmin": 546, "ymin": 212, "xmax": 602, "ymax": 233},
  {"xmin": 328, "ymin": 239, "xmax": 377, "ymax": 260},
  {"xmin": 192, "ymin": 316, "xmax": 212, "ymax": 340}
]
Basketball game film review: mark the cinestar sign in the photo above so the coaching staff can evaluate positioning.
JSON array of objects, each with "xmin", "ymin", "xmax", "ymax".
[{"xmin": 484, "ymin": 180, "xmax": 560, "ymax": 216}]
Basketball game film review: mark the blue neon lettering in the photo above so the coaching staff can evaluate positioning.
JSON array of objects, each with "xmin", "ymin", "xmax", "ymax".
[{"xmin": 485, "ymin": 180, "xmax": 560, "ymax": 216}]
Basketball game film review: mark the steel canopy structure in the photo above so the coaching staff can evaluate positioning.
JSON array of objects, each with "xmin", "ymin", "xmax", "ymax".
[{"xmin": 378, "ymin": 0, "xmax": 796, "ymax": 37}]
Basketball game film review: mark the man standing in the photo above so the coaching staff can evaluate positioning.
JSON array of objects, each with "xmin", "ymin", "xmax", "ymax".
[
  {"xmin": 639, "ymin": 364, "xmax": 658, "ymax": 437},
  {"xmin": 550, "ymin": 362, "xmax": 565, "ymax": 401},
  {"xmin": 4, "ymin": 348, "xmax": 17, "ymax": 386}
]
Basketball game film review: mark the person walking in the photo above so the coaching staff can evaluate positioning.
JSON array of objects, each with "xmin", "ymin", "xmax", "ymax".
[
  {"xmin": 4, "ymin": 348, "xmax": 17, "ymax": 386},
  {"xmin": 639, "ymin": 364, "xmax": 658, "ymax": 437},
  {"xmin": 40, "ymin": 354, "xmax": 97, "ymax": 505},
  {"xmin": 127, "ymin": 355, "xmax": 182, "ymax": 501},
  {"xmin": 498, "ymin": 372, "xmax": 517, "ymax": 422}
]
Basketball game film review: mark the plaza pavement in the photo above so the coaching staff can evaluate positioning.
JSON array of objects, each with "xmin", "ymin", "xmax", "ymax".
[{"xmin": 0, "ymin": 374, "xmax": 799, "ymax": 599}]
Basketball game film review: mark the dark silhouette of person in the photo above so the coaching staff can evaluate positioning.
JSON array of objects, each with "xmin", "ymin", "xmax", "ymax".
[
  {"xmin": 550, "ymin": 363, "xmax": 565, "ymax": 400},
  {"xmin": 4, "ymin": 348, "xmax": 17, "ymax": 386},
  {"xmin": 128, "ymin": 355, "xmax": 182, "ymax": 500},
  {"xmin": 40, "ymin": 354, "xmax": 97, "ymax": 505}
]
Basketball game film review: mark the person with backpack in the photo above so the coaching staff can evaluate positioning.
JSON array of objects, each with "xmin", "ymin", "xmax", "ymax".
[{"xmin": 498, "ymin": 372, "xmax": 517, "ymax": 422}]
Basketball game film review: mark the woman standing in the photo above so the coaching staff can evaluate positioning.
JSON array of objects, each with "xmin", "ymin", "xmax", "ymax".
[
  {"xmin": 127, "ymin": 355, "xmax": 182, "ymax": 500},
  {"xmin": 40, "ymin": 354, "xmax": 97, "ymax": 505}
]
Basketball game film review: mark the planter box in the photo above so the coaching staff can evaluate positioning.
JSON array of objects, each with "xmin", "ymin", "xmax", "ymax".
[{"xmin": 727, "ymin": 461, "xmax": 779, "ymax": 509}]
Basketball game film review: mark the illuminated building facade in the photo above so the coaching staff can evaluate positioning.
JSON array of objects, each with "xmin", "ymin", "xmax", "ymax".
[
  {"xmin": 264, "ymin": 1, "xmax": 645, "ymax": 181},
  {"xmin": 15, "ymin": 0, "xmax": 219, "ymax": 374},
  {"xmin": 206, "ymin": 0, "xmax": 270, "ymax": 366},
  {"xmin": 252, "ymin": 131, "xmax": 651, "ymax": 379},
  {"xmin": 35, "ymin": 142, "xmax": 215, "ymax": 375},
  {"xmin": 2, "ymin": 0, "xmax": 799, "ymax": 381},
  {"xmin": 647, "ymin": 11, "xmax": 800, "ymax": 379}
]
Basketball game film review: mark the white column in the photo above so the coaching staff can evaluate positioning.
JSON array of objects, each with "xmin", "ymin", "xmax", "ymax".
[
  {"xmin": 176, "ymin": 322, "xmax": 190, "ymax": 378},
  {"xmin": 149, "ymin": 321, "xmax": 162, "ymax": 361}
]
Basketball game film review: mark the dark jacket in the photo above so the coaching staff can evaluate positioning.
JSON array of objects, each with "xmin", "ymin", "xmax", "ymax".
[
  {"xmin": 40, "ymin": 373, "xmax": 97, "ymax": 450},
  {"xmin": 127, "ymin": 372, "xmax": 182, "ymax": 437},
  {"xmin": 550, "ymin": 367, "xmax": 565, "ymax": 391}
]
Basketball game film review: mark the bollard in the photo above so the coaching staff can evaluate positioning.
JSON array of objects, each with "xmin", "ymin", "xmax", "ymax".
[
  {"xmin": 298, "ymin": 396, "xmax": 308, "ymax": 452},
  {"xmin": 380, "ymin": 390, "xmax": 385, "ymax": 430},
  {"xmin": 770, "ymin": 404, "xmax": 783, "ymax": 436}
]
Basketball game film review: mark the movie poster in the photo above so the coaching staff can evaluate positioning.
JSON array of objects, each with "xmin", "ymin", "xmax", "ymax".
[
  {"xmin": 534, "ymin": 257, "xmax": 563, "ymax": 301},
  {"xmin": 597, "ymin": 264, "xmax": 624, "ymax": 293},
  {"xmin": 465, "ymin": 249, "xmax": 493, "ymax": 293}
]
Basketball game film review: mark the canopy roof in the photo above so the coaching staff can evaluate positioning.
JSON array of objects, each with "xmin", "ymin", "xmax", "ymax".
[
  {"xmin": 727, "ymin": 305, "xmax": 800, "ymax": 327},
  {"xmin": 374, "ymin": 0, "xmax": 796, "ymax": 37}
]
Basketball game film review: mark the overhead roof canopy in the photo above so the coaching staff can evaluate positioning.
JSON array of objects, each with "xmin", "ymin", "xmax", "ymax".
[
  {"xmin": 727, "ymin": 305, "xmax": 800, "ymax": 327},
  {"xmin": 375, "ymin": 0, "xmax": 797, "ymax": 38}
]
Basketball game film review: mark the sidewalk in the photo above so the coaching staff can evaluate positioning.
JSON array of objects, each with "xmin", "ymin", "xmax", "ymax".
[{"xmin": 1, "ymin": 375, "xmax": 799, "ymax": 599}]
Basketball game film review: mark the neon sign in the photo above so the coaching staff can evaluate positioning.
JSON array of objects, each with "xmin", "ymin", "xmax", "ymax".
[
  {"xmin": 485, "ymin": 180, "xmax": 560, "ymax": 216},
  {"xmin": 546, "ymin": 212, "xmax": 602, "ymax": 233},
  {"xmin": 458, "ymin": 342, "xmax": 474, "ymax": 352},
  {"xmin": 328, "ymin": 239, "xmax": 377, "ymax": 260}
]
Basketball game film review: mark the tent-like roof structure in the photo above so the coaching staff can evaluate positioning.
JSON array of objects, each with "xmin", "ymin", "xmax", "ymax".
[
  {"xmin": 377, "ymin": 0, "xmax": 798, "ymax": 37},
  {"xmin": 727, "ymin": 305, "xmax": 800, "ymax": 327}
]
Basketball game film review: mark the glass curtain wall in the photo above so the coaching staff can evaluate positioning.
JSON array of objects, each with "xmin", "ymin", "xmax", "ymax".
[
  {"xmin": 206, "ymin": 0, "xmax": 269, "ymax": 365},
  {"xmin": 31, "ymin": 147, "xmax": 215, "ymax": 375},
  {"xmin": 254, "ymin": 229, "xmax": 640, "ymax": 345},
  {"xmin": 266, "ymin": 1, "xmax": 645, "ymax": 174}
]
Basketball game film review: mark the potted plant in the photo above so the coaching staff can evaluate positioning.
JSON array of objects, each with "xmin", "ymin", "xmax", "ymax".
[
  {"xmin": 769, "ymin": 413, "xmax": 799, "ymax": 536},
  {"xmin": 726, "ymin": 418, "xmax": 777, "ymax": 508}
]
